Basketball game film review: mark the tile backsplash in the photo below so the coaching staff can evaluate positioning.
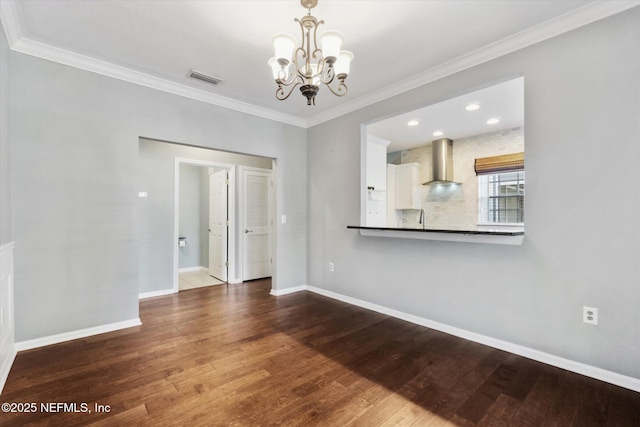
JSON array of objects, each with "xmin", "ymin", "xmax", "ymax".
[{"xmin": 398, "ymin": 127, "xmax": 524, "ymax": 230}]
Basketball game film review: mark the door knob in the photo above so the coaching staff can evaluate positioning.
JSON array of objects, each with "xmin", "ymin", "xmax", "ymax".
[
  {"xmin": 208, "ymin": 229, "xmax": 211, "ymax": 232},
  {"xmin": 245, "ymin": 229, "xmax": 253, "ymax": 233}
]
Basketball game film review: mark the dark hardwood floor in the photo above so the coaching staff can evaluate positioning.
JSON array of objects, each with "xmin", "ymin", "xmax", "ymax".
[{"xmin": 1, "ymin": 279, "xmax": 638, "ymax": 426}]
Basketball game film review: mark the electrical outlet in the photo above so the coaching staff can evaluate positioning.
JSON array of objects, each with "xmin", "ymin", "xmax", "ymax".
[
  {"xmin": 328, "ymin": 262, "xmax": 334, "ymax": 272},
  {"xmin": 583, "ymin": 306, "xmax": 598, "ymax": 325}
]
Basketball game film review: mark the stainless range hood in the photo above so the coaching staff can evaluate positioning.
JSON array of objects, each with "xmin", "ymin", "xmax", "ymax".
[{"xmin": 423, "ymin": 138, "xmax": 459, "ymax": 185}]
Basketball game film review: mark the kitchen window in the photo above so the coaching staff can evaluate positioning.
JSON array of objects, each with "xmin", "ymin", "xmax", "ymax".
[
  {"xmin": 475, "ymin": 152, "xmax": 525, "ymax": 225},
  {"xmin": 478, "ymin": 171, "xmax": 524, "ymax": 224}
]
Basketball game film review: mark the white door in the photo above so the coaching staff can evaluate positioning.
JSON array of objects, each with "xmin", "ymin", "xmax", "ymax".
[
  {"xmin": 209, "ymin": 169, "xmax": 228, "ymax": 281},
  {"xmin": 242, "ymin": 169, "xmax": 272, "ymax": 281}
]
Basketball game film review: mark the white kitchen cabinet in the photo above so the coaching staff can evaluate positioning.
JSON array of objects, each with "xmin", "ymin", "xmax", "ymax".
[
  {"xmin": 394, "ymin": 163, "xmax": 421, "ymax": 209},
  {"xmin": 365, "ymin": 135, "xmax": 390, "ymax": 226}
]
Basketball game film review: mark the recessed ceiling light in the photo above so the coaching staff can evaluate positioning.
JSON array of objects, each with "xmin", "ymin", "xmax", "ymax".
[
  {"xmin": 407, "ymin": 120, "xmax": 419, "ymax": 126},
  {"xmin": 433, "ymin": 130, "xmax": 444, "ymax": 137},
  {"xmin": 465, "ymin": 103, "xmax": 480, "ymax": 111},
  {"xmin": 486, "ymin": 118, "xmax": 500, "ymax": 125}
]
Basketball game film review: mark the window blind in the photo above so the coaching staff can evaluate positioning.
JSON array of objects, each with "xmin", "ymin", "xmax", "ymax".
[{"xmin": 474, "ymin": 152, "xmax": 524, "ymax": 175}]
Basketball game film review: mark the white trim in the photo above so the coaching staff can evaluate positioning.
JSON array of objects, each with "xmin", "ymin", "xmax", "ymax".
[
  {"xmin": 269, "ymin": 285, "xmax": 307, "ymax": 296},
  {"xmin": 0, "ymin": 241, "xmax": 16, "ymax": 395},
  {"xmin": 0, "ymin": 348, "xmax": 16, "ymax": 396},
  {"xmin": 227, "ymin": 167, "xmax": 237, "ymax": 284},
  {"xmin": 139, "ymin": 289, "xmax": 175, "ymax": 300},
  {"xmin": 0, "ymin": 0, "xmax": 304, "ymax": 128},
  {"xmin": 270, "ymin": 159, "xmax": 279, "ymax": 289},
  {"xmin": 178, "ymin": 266, "xmax": 208, "ymax": 273},
  {"xmin": 173, "ymin": 158, "xmax": 237, "ymax": 292},
  {"xmin": 238, "ymin": 166, "xmax": 274, "ymax": 284},
  {"xmin": 270, "ymin": 284, "xmax": 640, "ymax": 392},
  {"xmin": 0, "ymin": 1, "xmax": 21, "ymax": 47},
  {"xmin": 2, "ymin": 0, "xmax": 637, "ymax": 129},
  {"xmin": 306, "ymin": 2, "xmax": 640, "ymax": 127},
  {"xmin": 15, "ymin": 318, "xmax": 142, "ymax": 352},
  {"xmin": 360, "ymin": 126, "xmax": 369, "ymax": 227}
]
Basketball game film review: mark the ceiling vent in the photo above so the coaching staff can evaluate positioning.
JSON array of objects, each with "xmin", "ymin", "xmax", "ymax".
[{"xmin": 187, "ymin": 70, "xmax": 224, "ymax": 86}]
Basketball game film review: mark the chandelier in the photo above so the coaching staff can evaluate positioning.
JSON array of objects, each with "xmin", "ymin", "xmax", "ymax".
[{"xmin": 268, "ymin": 0, "xmax": 354, "ymax": 106}]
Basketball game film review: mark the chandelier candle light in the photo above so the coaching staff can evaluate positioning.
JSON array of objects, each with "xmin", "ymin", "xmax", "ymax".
[{"xmin": 268, "ymin": 0, "xmax": 354, "ymax": 105}]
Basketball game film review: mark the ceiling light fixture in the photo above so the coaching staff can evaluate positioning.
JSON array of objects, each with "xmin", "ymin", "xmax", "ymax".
[
  {"xmin": 465, "ymin": 103, "xmax": 480, "ymax": 111},
  {"xmin": 433, "ymin": 130, "xmax": 444, "ymax": 137},
  {"xmin": 268, "ymin": 0, "xmax": 354, "ymax": 106},
  {"xmin": 408, "ymin": 120, "xmax": 420, "ymax": 126},
  {"xmin": 486, "ymin": 118, "xmax": 500, "ymax": 124}
]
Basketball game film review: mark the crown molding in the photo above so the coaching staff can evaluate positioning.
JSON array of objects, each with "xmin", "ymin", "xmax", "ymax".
[
  {"xmin": 13, "ymin": 37, "xmax": 307, "ymax": 128},
  {"xmin": 307, "ymin": 1, "xmax": 640, "ymax": 128},
  {"xmin": 0, "ymin": 0, "xmax": 22, "ymax": 47},
  {"xmin": 3, "ymin": 1, "xmax": 639, "ymax": 129},
  {"xmin": 0, "ymin": 1, "xmax": 306, "ymax": 128}
]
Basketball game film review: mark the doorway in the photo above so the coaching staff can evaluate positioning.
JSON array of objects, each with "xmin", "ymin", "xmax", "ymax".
[
  {"xmin": 173, "ymin": 158, "xmax": 236, "ymax": 293},
  {"xmin": 137, "ymin": 137, "xmax": 276, "ymax": 297},
  {"xmin": 240, "ymin": 166, "xmax": 273, "ymax": 281}
]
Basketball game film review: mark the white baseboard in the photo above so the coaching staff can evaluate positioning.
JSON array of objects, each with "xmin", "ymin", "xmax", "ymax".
[
  {"xmin": 0, "ymin": 241, "xmax": 15, "ymax": 396},
  {"xmin": 15, "ymin": 318, "xmax": 142, "ymax": 352},
  {"xmin": 0, "ymin": 348, "xmax": 16, "ymax": 396},
  {"xmin": 273, "ymin": 284, "xmax": 640, "ymax": 393},
  {"xmin": 178, "ymin": 266, "xmax": 208, "ymax": 273},
  {"xmin": 139, "ymin": 288, "xmax": 176, "ymax": 299},
  {"xmin": 270, "ymin": 285, "xmax": 307, "ymax": 296}
]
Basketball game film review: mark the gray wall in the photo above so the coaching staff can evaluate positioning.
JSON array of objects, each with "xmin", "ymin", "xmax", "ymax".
[
  {"xmin": 0, "ymin": 23, "xmax": 10, "ymax": 245},
  {"xmin": 10, "ymin": 52, "xmax": 306, "ymax": 341},
  {"xmin": 178, "ymin": 164, "xmax": 207, "ymax": 269},
  {"xmin": 307, "ymin": 8, "xmax": 640, "ymax": 380},
  {"xmin": 138, "ymin": 138, "xmax": 272, "ymax": 292}
]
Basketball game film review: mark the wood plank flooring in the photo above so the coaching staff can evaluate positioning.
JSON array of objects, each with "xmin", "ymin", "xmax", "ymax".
[{"xmin": 1, "ymin": 279, "xmax": 638, "ymax": 426}]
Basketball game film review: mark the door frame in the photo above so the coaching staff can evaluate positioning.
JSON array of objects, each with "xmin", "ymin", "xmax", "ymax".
[
  {"xmin": 173, "ymin": 157, "xmax": 236, "ymax": 293},
  {"xmin": 238, "ymin": 166, "xmax": 274, "ymax": 283}
]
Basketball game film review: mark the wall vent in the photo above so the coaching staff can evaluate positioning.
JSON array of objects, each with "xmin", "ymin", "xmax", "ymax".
[{"xmin": 187, "ymin": 70, "xmax": 224, "ymax": 86}]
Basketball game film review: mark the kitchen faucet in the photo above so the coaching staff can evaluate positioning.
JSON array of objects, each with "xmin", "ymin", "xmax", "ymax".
[{"xmin": 418, "ymin": 208, "xmax": 426, "ymax": 230}]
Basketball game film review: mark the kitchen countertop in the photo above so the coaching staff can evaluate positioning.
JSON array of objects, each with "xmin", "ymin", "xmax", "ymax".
[
  {"xmin": 346, "ymin": 226, "xmax": 524, "ymax": 245},
  {"xmin": 347, "ymin": 226, "xmax": 524, "ymax": 236}
]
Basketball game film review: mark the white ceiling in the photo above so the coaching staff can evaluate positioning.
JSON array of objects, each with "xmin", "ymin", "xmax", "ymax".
[
  {"xmin": 2, "ymin": 1, "xmax": 638, "ymax": 127},
  {"xmin": 368, "ymin": 76, "xmax": 524, "ymax": 152}
]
